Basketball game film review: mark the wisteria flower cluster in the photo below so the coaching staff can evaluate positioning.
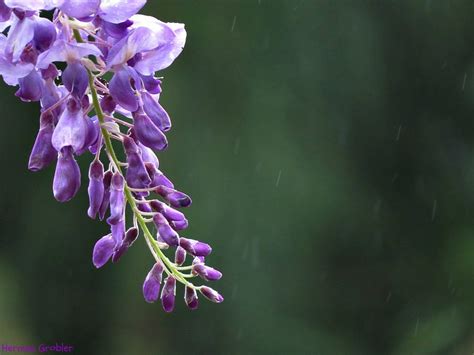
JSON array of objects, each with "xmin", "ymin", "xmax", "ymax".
[{"xmin": 0, "ymin": 0, "xmax": 223, "ymax": 311}]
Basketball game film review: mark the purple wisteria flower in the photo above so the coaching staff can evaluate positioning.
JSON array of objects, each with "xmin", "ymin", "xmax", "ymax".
[{"xmin": 1, "ymin": 0, "xmax": 223, "ymax": 311}]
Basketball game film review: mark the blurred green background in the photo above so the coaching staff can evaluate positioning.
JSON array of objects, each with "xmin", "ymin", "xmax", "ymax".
[{"xmin": 3, "ymin": 0, "xmax": 474, "ymax": 354}]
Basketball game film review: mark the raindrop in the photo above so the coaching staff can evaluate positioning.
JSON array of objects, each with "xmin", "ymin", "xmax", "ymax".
[{"xmin": 275, "ymin": 170, "xmax": 282, "ymax": 187}]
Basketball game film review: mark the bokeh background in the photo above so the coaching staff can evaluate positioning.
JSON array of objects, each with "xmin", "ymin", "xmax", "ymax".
[{"xmin": 2, "ymin": 0, "xmax": 474, "ymax": 354}]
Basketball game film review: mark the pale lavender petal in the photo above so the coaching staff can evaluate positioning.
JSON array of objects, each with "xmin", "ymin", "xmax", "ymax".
[
  {"xmin": 60, "ymin": 0, "xmax": 99, "ymax": 20},
  {"xmin": 52, "ymin": 99, "xmax": 88, "ymax": 153},
  {"xmin": 5, "ymin": 16, "xmax": 35, "ymax": 61},
  {"xmin": 99, "ymin": 0, "xmax": 146, "ymax": 24}
]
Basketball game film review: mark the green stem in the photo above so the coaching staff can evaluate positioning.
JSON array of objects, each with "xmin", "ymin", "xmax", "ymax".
[{"xmin": 73, "ymin": 28, "xmax": 194, "ymax": 288}]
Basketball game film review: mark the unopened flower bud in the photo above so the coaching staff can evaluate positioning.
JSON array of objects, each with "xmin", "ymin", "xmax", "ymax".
[
  {"xmin": 155, "ymin": 186, "xmax": 192, "ymax": 208},
  {"xmin": 199, "ymin": 286, "xmax": 224, "ymax": 304},
  {"xmin": 175, "ymin": 246, "xmax": 186, "ymax": 266},
  {"xmin": 87, "ymin": 160, "xmax": 104, "ymax": 219},
  {"xmin": 161, "ymin": 276, "xmax": 176, "ymax": 312},
  {"xmin": 143, "ymin": 262, "xmax": 164, "ymax": 303},
  {"xmin": 179, "ymin": 238, "xmax": 212, "ymax": 257},
  {"xmin": 193, "ymin": 264, "xmax": 222, "ymax": 281},
  {"xmin": 53, "ymin": 146, "xmax": 81, "ymax": 202},
  {"xmin": 184, "ymin": 286, "xmax": 198, "ymax": 310}
]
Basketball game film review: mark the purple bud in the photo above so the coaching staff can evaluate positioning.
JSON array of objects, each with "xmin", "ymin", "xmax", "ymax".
[
  {"xmin": 137, "ymin": 199, "xmax": 153, "ymax": 213},
  {"xmin": 145, "ymin": 163, "xmax": 174, "ymax": 189},
  {"xmin": 123, "ymin": 136, "xmax": 152, "ymax": 188},
  {"xmin": 141, "ymin": 91, "xmax": 171, "ymax": 132},
  {"xmin": 153, "ymin": 213, "xmax": 179, "ymax": 246},
  {"xmin": 63, "ymin": 62, "xmax": 89, "ymax": 99},
  {"xmin": 193, "ymin": 256, "xmax": 205, "ymax": 265},
  {"xmin": 133, "ymin": 112, "xmax": 168, "ymax": 151},
  {"xmin": 150, "ymin": 200, "xmax": 185, "ymax": 221},
  {"xmin": 143, "ymin": 262, "xmax": 164, "ymax": 303},
  {"xmin": 28, "ymin": 112, "xmax": 56, "ymax": 171},
  {"xmin": 112, "ymin": 227, "xmax": 139, "ymax": 263},
  {"xmin": 87, "ymin": 160, "xmax": 104, "ymax": 219},
  {"xmin": 161, "ymin": 276, "xmax": 176, "ymax": 312},
  {"xmin": 107, "ymin": 173, "xmax": 125, "ymax": 225},
  {"xmin": 156, "ymin": 186, "xmax": 192, "ymax": 208},
  {"xmin": 140, "ymin": 143, "xmax": 159, "ymax": 168},
  {"xmin": 179, "ymin": 238, "xmax": 212, "ymax": 257},
  {"xmin": 200, "ymin": 286, "xmax": 224, "ymax": 303},
  {"xmin": 53, "ymin": 146, "xmax": 81, "ymax": 202},
  {"xmin": 170, "ymin": 219, "xmax": 188, "ymax": 231},
  {"xmin": 99, "ymin": 171, "xmax": 113, "ymax": 220},
  {"xmin": 175, "ymin": 246, "xmax": 186, "ymax": 266},
  {"xmin": 193, "ymin": 264, "xmax": 222, "ymax": 281},
  {"xmin": 92, "ymin": 234, "xmax": 116, "ymax": 268},
  {"xmin": 184, "ymin": 286, "xmax": 199, "ymax": 310}
]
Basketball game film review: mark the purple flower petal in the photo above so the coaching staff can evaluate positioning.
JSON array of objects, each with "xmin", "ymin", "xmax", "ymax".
[
  {"xmin": 60, "ymin": 0, "xmax": 99, "ymax": 20},
  {"xmin": 123, "ymin": 136, "xmax": 151, "ymax": 188},
  {"xmin": 141, "ymin": 91, "xmax": 171, "ymax": 132},
  {"xmin": 15, "ymin": 69, "xmax": 44, "ymax": 102},
  {"xmin": 53, "ymin": 146, "xmax": 81, "ymax": 202},
  {"xmin": 33, "ymin": 17, "xmax": 56, "ymax": 52},
  {"xmin": 179, "ymin": 238, "xmax": 212, "ymax": 257},
  {"xmin": 200, "ymin": 286, "xmax": 224, "ymax": 303},
  {"xmin": 107, "ymin": 173, "xmax": 125, "ymax": 225},
  {"xmin": 153, "ymin": 213, "xmax": 179, "ymax": 246},
  {"xmin": 87, "ymin": 160, "xmax": 104, "ymax": 219},
  {"xmin": 112, "ymin": 227, "xmax": 138, "ymax": 263},
  {"xmin": 133, "ymin": 111, "xmax": 168, "ymax": 151},
  {"xmin": 142, "ymin": 261, "xmax": 164, "ymax": 303},
  {"xmin": 109, "ymin": 67, "xmax": 140, "ymax": 112},
  {"xmin": 99, "ymin": 0, "xmax": 146, "ymax": 24},
  {"xmin": 52, "ymin": 98, "xmax": 89, "ymax": 153},
  {"xmin": 192, "ymin": 263, "xmax": 222, "ymax": 281},
  {"xmin": 92, "ymin": 233, "xmax": 116, "ymax": 268},
  {"xmin": 28, "ymin": 112, "xmax": 56, "ymax": 171},
  {"xmin": 161, "ymin": 276, "xmax": 176, "ymax": 312},
  {"xmin": 99, "ymin": 170, "xmax": 113, "ymax": 221},
  {"xmin": 184, "ymin": 286, "xmax": 198, "ymax": 310},
  {"xmin": 62, "ymin": 61, "xmax": 89, "ymax": 99},
  {"xmin": 175, "ymin": 246, "xmax": 186, "ymax": 266}
]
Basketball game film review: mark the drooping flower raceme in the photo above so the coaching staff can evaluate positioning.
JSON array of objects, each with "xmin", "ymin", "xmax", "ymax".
[{"xmin": 0, "ymin": 0, "xmax": 223, "ymax": 311}]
